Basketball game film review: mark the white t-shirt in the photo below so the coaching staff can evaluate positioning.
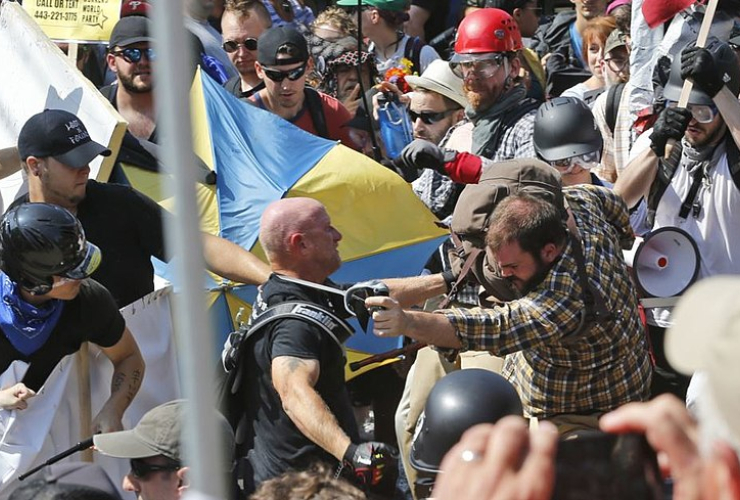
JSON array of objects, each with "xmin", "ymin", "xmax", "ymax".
[{"xmin": 631, "ymin": 135, "xmax": 740, "ymax": 326}]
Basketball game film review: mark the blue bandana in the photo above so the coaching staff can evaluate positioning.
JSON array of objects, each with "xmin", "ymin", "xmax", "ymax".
[{"xmin": 0, "ymin": 273, "xmax": 64, "ymax": 357}]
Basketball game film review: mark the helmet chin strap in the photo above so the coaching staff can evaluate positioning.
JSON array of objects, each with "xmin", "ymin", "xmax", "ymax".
[{"xmin": 503, "ymin": 57, "xmax": 512, "ymax": 90}]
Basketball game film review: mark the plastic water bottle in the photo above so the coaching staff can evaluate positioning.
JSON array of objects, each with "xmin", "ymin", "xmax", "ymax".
[{"xmin": 377, "ymin": 93, "xmax": 413, "ymax": 159}]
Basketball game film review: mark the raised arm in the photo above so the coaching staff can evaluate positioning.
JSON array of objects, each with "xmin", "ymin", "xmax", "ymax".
[{"xmin": 202, "ymin": 232, "xmax": 271, "ymax": 285}]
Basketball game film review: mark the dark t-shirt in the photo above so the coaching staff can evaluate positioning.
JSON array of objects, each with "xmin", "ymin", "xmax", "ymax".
[
  {"xmin": 243, "ymin": 274, "xmax": 359, "ymax": 486},
  {"xmin": 0, "ymin": 279, "xmax": 125, "ymax": 391},
  {"xmin": 11, "ymin": 180, "xmax": 166, "ymax": 308}
]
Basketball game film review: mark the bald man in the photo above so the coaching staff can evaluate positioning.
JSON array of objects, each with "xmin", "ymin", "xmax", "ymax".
[{"xmin": 230, "ymin": 198, "xmax": 393, "ymax": 495}]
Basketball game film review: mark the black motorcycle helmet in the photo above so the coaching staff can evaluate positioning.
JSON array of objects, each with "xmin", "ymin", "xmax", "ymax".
[
  {"xmin": 533, "ymin": 96, "xmax": 603, "ymax": 162},
  {"xmin": 0, "ymin": 203, "xmax": 101, "ymax": 295},
  {"xmin": 664, "ymin": 37, "xmax": 740, "ymax": 106},
  {"xmin": 409, "ymin": 369, "xmax": 523, "ymax": 474}
]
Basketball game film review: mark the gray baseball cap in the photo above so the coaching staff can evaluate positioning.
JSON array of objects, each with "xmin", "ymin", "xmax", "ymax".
[{"xmin": 93, "ymin": 400, "xmax": 235, "ymax": 464}]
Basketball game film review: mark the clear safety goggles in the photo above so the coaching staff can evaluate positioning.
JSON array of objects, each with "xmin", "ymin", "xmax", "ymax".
[
  {"xmin": 449, "ymin": 53, "xmax": 505, "ymax": 80},
  {"xmin": 551, "ymin": 150, "xmax": 601, "ymax": 174},
  {"xmin": 666, "ymin": 100, "xmax": 719, "ymax": 124}
]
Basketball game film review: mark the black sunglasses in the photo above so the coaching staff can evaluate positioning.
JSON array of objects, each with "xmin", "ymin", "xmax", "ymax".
[
  {"xmin": 222, "ymin": 37, "xmax": 258, "ymax": 53},
  {"xmin": 112, "ymin": 47, "xmax": 155, "ymax": 64},
  {"xmin": 129, "ymin": 458, "xmax": 181, "ymax": 479},
  {"xmin": 409, "ymin": 109, "xmax": 456, "ymax": 125},
  {"xmin": 262, "ymin": 64, "xmax": 307, "ymax": 82}
]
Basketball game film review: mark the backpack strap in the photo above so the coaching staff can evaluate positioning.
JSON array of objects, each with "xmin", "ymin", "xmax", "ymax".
[
  {"xmin": 565, "ymin": 225, "xmax": 613, "ymax": 339},
  {"xmin": 605, "ymin": 82, "xmax": 626, "ymax": 134},
  {"xmin": 725, "ymin": 133, "xmax": 740, "ymax": 190},
  {"xmin": 403, "ymin": 36, "xmax": 424, "ymax": 75},
  {"xmin": 304, "ymin": 87, "xmax": 330, "ymax": 140},
  {"xmin": 439, "ymin": 232, "xmax": 481, "ymax": 309},
  {"xmin": 646, "ymin": 141, "xmax": 683, "ymax": 228},
  {"xmin": 223, "ymin": 301, "xmax": 353, "ymax": 391}
]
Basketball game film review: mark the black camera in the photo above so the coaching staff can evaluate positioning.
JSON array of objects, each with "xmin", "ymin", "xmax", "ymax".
[{"xmin": 553, "ymin": 432, "xmax": 665, "ymax": 500}]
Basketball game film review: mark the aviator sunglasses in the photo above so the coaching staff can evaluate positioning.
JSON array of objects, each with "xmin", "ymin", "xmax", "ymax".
[
  {"xmin": 222, "ymin": 37, "xmax": 258, "ymax": 53},
  {"xmin": 112, "ymin": 47, "xmax": 155, "ymax": 64}
]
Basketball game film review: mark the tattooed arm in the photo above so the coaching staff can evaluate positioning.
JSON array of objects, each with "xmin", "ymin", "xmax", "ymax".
[
  {"xmin": 271, "ymin": 356, "xmax": 351, "ymax": 461},
  {"xmin": 93, "ymin": 327, "xmax": 145, "ymax": 433}
]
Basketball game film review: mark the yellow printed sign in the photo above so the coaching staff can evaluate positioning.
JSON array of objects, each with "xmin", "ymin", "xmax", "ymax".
[{"xmin": 23, "ymin": 0, "xmax": 122, "ymax": 42}]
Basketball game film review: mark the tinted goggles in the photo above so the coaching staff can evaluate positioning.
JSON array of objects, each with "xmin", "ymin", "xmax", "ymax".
[
  {"xmin": 130, "ymin": 459, "xmax": 181, "ymax": 479},
  {"xmin": 262, "ymin": 64, "xmax": 307, "ymax": 82},
  {"xmin": 666, "ymin": 100, "xmax": 719, "ymax": 124},
  {"xmin": 409, "ymin": 109, "xmax": 456, "ymax": 125},
  {"xmin": 551, "ymin": 150, "xmax": 601, "ymax": 173},
  {"xmin": 112, "ymin": 47, "xmax": 155, "ymax": 64},
  {"xmin": 222, "ymin": 37, "xmax": 258, "ymax": 53}
]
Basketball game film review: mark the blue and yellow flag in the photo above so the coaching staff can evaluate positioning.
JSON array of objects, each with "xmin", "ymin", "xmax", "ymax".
[{"xmin": 128, "ymin": 70, "xmax": 448, "ymax": 378}]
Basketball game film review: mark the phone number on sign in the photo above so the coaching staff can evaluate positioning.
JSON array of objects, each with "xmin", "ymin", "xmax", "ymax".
[{"xmin": 34, "ymin": 10, "xmax": 78, "ymax": 21}]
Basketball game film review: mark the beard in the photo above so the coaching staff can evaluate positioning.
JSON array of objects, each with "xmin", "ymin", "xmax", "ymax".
[
  {"xmin": 119, "ymin": 72, "xmax": 153, "ymax": 94},
  {"xmin": 508, "ymin": 255, "xmax": 553, "ymax": 296}
]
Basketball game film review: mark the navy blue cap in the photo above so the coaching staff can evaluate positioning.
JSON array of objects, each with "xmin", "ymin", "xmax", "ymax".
[{"xmin": 17, "ymin": 110, "xmax": 111, "ymax": 168}]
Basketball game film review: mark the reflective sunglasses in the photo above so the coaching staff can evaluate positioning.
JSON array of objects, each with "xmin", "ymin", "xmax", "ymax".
[
  {"xmin": 130, "ymin": 459, "xmax": 181, "ymax": 479},
  {"xmin": 551, "ymin": 150, "xmax": 601, "ymax": 173},
  {"xmin": 222, "ymin": 37, "xmax": 258, "ymax": 53},
  {"xmin": 409, "ymin": 109, "xmax": 457, "ymax": 125},
  {"xmin": 450, "ymin": 54, "xmax": 504, "ymax": 80},
  {"xmin": 262, "ymin": 64, "xmax": 307, "ymax": 82},
  {"xmin": 112, "ymin": 47, "xmax": 155, "ymax": 64},
  {"xmin": 666, "ymin": 100, "xmax": 719, "ymax": 124}
]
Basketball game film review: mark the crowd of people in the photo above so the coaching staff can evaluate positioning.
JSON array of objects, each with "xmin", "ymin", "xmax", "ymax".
[{"xmin": 3, "ymin": 0, "xmax": 740, "ymax": 498}]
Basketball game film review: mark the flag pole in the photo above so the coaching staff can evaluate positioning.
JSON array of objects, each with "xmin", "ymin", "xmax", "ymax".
[{"xmin": 148, "ymin": 1, "xmax": 226, "ymax": 497}]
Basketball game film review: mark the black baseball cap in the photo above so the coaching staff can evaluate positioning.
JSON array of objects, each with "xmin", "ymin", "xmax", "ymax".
[
  {"xmin": 257, "ymin": 26, "xmax": 309, "ymax": 66},
  {"xmin": 18, "ymin": 109, "xmax": 111, "ymax": 168},
  {"xmin": 109, "ymin": 15, "xmax": 153, "ymax": 48}
]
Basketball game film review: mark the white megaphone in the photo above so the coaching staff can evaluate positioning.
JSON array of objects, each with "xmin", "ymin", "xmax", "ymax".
[{"xmin": 623, "ymin": 227, "xmax": 700, "ymax": 298}]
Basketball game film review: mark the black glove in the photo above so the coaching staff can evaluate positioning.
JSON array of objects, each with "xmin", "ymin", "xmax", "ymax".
[
  {"xmin": 395, "ymin": 139, "xmax": 458, "ymax": 177},
  {"xmin": 680, "ymin": 45, "xmax": 724, "ymax": 97},
  {"xmin": 342, "ymin": 442, "xmax": 399, "ymax": 492},
  {"xmin": 649, "ymin": 107, "xmax": 692, "ymax": 157}
]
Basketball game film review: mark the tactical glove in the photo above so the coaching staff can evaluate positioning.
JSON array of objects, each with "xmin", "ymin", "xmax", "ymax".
[
  {"xmin": 649, "ymin": 107, "xmax": 692, "ymax": 157},
  {"xmin": 680, "ymin": 45, "xmax": 724, "ymax": 97},
  {"xmin": 342, "ymin": 441, "xmax": 399, "ymax": 492}
]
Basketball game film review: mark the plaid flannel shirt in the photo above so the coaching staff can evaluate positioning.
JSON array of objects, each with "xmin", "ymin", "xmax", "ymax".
[{"xmin": 440, "ymin": 185, "xmax": 652, "ymax": 418}]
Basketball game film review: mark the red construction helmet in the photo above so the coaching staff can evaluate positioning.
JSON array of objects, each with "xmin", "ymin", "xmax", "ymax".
[{"xmin": 451, "ymin": 8, "xmax": 523, "ymax": 61}]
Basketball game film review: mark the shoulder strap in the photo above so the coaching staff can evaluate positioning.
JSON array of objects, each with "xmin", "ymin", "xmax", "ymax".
[
  {"xmin": 605, "ymin": 82, "xmax": 625, "ymax": 133},
  {"xmin": 224, "ymin": 301, "xmax": 352, "ymax": 377},
  {"xmin": 304, "ymin": 87, "xmax": 330, "ymax": 140},
  {"xmin": 725, "ymin": 133, "xmax": 740, "ymax": 190},
  {"xmin": 565, "ymin": 224, "xmax": 613, "ymax": 338},
  {"xmin": 646, "ymin": 142, "xmax": 683, "ymax": 228},
  {"xmin": 404, "ymin": 36, "xmax": 424, "ymax": 75}
]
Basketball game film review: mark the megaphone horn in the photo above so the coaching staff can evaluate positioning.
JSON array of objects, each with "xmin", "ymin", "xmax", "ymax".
[{"xmin": 623, "ymin": 227, "xmax": 700, "ymax": 298}]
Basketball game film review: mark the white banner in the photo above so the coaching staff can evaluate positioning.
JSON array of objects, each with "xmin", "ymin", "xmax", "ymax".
[{"xmin": 0, "ymin": 287, "xmax": 180, "ymax": 499}]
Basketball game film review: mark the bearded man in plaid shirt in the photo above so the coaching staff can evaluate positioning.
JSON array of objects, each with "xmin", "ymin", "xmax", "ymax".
[{"xmin": 369, "ymin": 183, "xmax": 652, "ymax": 434}]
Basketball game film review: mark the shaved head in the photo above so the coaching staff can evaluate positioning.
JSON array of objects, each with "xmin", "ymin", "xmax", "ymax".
[{"xmin": 260, "ymin": 198, "xmax": 323, "ymax": 257}]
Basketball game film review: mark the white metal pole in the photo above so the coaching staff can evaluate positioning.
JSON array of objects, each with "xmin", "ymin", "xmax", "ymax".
[{"xmin": 148, "ymin": 1, "xmax": 226, "ymax": 497}]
